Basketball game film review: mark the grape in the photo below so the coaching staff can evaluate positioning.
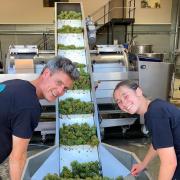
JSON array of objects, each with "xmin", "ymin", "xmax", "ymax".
[
  {"xmin": 57, "ymin": 44, "xmax": 84, "ymax": 50},
  {"xmin": 60, "ymin": 123, "xmax": 99, "ymax": 146},
  {"xmin": 57, "ymin": 11, "xmax": 82, "ymax": 20},
  {"xmin": 58, "ymin": 25, "xmax": 83, "ymax": 33}
]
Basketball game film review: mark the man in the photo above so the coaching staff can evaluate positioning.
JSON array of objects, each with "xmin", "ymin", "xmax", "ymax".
[
  {"xmin": 0, "ymin": 56, "xmax": 79, "ymax": 180},
  {"xmin": 113, "ymin": 80, "xmax": 180, "ymax": 180}
]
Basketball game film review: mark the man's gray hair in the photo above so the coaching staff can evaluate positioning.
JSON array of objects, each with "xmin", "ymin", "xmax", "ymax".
[{"xmin": 41, "ymin": 56, "xmax": 79, "ymax": 80}]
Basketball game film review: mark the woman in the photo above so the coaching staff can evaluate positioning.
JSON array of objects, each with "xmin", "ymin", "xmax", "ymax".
[{"xmin": 113, "ymin": 80, "xmax": 180, "ymax": 180}]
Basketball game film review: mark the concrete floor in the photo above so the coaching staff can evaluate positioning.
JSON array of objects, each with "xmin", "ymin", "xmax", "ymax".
[{"xmin": 0, "ymin": 137, "xmax": 159, "ymax": 180}]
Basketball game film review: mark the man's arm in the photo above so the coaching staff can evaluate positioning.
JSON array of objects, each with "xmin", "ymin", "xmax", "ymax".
[
  {"xmin": 157, "ymin": 147, "xmax": 177, "ymax": 180},
  {"xmin": 9, "ymin": 135, "xmax": 30, "ymax": 180},
  {"xmin": 131, "ymin": 144, "xmax": 157, "ymax": 176}
]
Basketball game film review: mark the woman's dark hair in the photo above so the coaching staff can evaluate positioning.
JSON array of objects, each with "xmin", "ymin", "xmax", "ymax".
[
  {"xmin": 41, "ymin": 56, "xmax": 79, "ymax": 80},
  {"xmin": 113, "ymin": 80, "xmax": 139, "ymax": 95}
]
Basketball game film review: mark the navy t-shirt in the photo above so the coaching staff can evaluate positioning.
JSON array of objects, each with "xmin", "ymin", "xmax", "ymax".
[
  {"xmin": 0, "ymin": 79, "xmax": 42, "ymax": 163},
  {"xmin": 145, "ymin": 99, "xmax": 180, "ymax": 179}
]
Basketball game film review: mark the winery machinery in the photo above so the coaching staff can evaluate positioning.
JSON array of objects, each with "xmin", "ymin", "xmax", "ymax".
[
  {"xmin": 2, "ymin": 45, "xmax": 56, "ymax": 141},
  {"xmin": 91, "ymin": 45, "xmax": 139, "ymax": 136},
  {"xmin": 22, "ymin": 2, "xmax": 151, "ymax": 180},
  {"xmin": 5, "ymin": 45, "xmax": 55, "ymax": 74}
]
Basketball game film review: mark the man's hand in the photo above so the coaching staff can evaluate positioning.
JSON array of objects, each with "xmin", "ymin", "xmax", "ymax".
[
  {"xmin": 131, "ymin": 162, "xmax": 146, "ymax": 176},
  {"xmin": 9, "ymin": 135, "xmax": 30, "ymax": 180}
]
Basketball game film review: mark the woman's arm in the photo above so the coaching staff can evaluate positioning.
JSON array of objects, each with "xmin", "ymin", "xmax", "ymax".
[
  {"xmin": 157, "ymin": 147, "xmax": 177, "ymax": 180},
  {"xmin": 131, "ymin": 144, "xmax": 157, "ymax": 176}
]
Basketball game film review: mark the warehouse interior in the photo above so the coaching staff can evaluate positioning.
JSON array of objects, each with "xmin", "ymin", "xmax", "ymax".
[{"xmin": 0, "ymin": 0, "xmax": 180, "ymax": 179}]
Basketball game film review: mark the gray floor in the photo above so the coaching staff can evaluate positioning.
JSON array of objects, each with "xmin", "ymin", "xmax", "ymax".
[{"xmin": 0, "ymin": 138, "xmax": 159, "ymax": 180}]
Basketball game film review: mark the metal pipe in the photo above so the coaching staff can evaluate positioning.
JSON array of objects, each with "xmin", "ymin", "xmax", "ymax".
[
  {"xmin": 133, "ymin": 0, "xmax": 135, "ymax": 18},
  {"xmin": 104, "ymin": 5, "xmax": 106, "ymax": 25},
  {"xmin": 0, "ymin": 40, "xmax": 2, "ymax": 61},
  {"xmin": 0, "ymin": 31, "xmax": 54, "ymax": 35},
  {"xmin": 128, "ymin": 0, "xmax": 131, "ymax": 18},
  {"xmin": 174, "ymin": 0, "xmax": 180, "ymax": 52}
]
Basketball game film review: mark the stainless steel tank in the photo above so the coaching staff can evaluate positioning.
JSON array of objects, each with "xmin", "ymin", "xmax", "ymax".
[{"xmin": 131, "ymin": 44, "xmax": 153, "ymax": 54}]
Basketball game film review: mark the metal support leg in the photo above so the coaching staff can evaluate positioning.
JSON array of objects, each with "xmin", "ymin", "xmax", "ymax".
[{"xmin": 111, "ymin": 22, "xmax": 114, "ymax": 44}]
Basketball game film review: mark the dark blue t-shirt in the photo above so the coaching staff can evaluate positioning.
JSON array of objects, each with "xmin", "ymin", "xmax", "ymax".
[
  {"xmin": 0, "ymin": 79, "xmax": 42, "ymax": 163},
  {"xmin": 145, "ymin": 99, "xmax": 180, "ymax": 179}
]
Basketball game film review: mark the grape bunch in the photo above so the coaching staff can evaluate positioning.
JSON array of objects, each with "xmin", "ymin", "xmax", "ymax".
[
  {"xmin": 57, "ymin": 44, "xmax": 84, "ymax": 50},
  {"xmin": 59, "ymin": 98, "xmax": 93, "ymax": 114},
  {"xmin": 58, "ymin": 11, "xmax": 82, "ymax": 20},
  {"xmin": 73, "ymin": 72, "xmax": 90, "ymax": 90},
  {"xmin": 61, "ymin": 161, "xmax": 100, "ymax": 179},
  {"xmin": 44, "ymin": 171, "xmax": 123, "ymax": 180},
  {"xmin": 72, "ymin": 63, "xmax": 91, "ymax": 90},
  {"xmin": 73, "ymin": 63, "xmax": 86, "ymax": 69},
  {"xmin": 58, "ymin": 25, "xmax": 83, "ymax": 33},
  {"xmin": 60, "ymin": 123, "xmax": 99, "ymax": 146}
]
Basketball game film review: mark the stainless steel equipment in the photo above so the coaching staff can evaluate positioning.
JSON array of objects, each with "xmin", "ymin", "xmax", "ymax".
[
  {"xmin": 5, "ymin": 45, "xmax": 38, "ymax": 74},
  {"xmin": 139, "ymin": 53, "xmax": 164, "ymax": 61},
  {"xmin": 91, "ymin": 45, "xmax": 139, "ymax": 134},
  {"xmin": 9, "ymin": 45, "xmax": 38, "ymax": 54},
  {"xmin": 5, "ymin": 45, "xmax": 55, "ymax": 74},
  {"xmin": 139, "ymin": 61, "xmax": 173, "ymax": 101},
  {"xmin": 2, "ymin": 47, "xmax": 56, "ymax": 141},
  {"xmin": 131, "ymin": 44, "xmax": 153, "ymax": 54},
  {"xmin": 96, "ymin": 44, "xmax": 125, "ymax": 53}
]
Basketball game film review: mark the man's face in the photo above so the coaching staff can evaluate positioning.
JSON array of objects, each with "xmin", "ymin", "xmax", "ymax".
[
  {"xmin": 114, "ymin": 86, "xmax": 142, "ymax": 114},
  {"xmin": 42, "ymin": 69, "xmax": 73, "ymax": 102}
]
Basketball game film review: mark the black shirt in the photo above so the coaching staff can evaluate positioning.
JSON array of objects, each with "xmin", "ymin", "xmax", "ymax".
[
  {"xmin": 0, "ymin": 79, "xmax": 42, "ymax": 163},
  {"xmin": 145, "ymin": 99, "xmax": 180, "ymax": 179}
]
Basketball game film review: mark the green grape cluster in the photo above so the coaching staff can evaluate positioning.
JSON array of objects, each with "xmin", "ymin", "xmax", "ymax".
[
  {"xmin": 44, "ymin": 174, "xmax": 123, "ymax": 180},
  {"xmin": 44, "ymin": 173, "xmax": 60, "ymax": 180},
  {"xmin": 61, "ymin": 161, "xmax": 100, "ymax": 179},
  {"xmin": 72, "ymin": 71, "xmax": 91, "ymax": 90},
  {"xmin": 72, "ymin": 64, "xmax": 91, "ymax": 90},
  {"xmin": 73, "ymin": 63, "xmax": 86, "ymax": 69},
  {"xmin": 60, "ymin": 123, "xmax": 99, "ymax": 146},
  {"xmin": 58, "ymin": 11, "xmax": 82, "ymax": 20},
  {"xmin": 72, "ymin": 75, "xmax": 91, "ymax": 90},
  {"xmin": 44, "ymin": 161, "xmax": 123, "ymax": 180},
  {"xmin": 60, "ymin": 167, "xmax": 73, "ymax": 178},
  {"xmin": 57, "ymin": 44, "xmax": 84, "ymax": 50},
  {"xmin": 58, "ymin": 25, "xmax": 83, "ymax": 33},
  {"xmin": 59, "ymin": 98, "xmax": 93, "ymax": 114},
  {"xmin": 116, "ymin": 177, "xmax": 124, "ymax": 180}
]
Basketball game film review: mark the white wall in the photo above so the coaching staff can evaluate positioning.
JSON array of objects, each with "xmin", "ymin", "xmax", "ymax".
[
  {"xmin": 0, "ymin": 0, "xmax": 172, "ymax": 24},
  {"xmin": 70, "ymin": 0, "xmax": 110, "ymax": 17},
  {"xmin": 0, "ymin": 0, "xmax": 54, "ymax": 24},
  {"xmin": 134, "ymin": 0, "xmax": 172, "ymax": 24}
]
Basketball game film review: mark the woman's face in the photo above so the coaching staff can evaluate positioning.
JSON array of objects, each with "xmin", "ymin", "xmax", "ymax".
[{"xmin": 114, "ymin": 85, "xmax": 142, "ymax": 114}]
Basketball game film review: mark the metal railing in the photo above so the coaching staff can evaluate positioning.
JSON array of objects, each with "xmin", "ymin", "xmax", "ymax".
[{"xmin": 89, "ymin": 0, "xmax": 136, "ymax": 26}]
